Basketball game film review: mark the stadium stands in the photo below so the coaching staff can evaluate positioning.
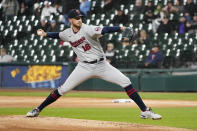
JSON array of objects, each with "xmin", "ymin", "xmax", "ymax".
[{"xmin": 0, "ymin": 0, "xmax": 197, "ymax": 68}]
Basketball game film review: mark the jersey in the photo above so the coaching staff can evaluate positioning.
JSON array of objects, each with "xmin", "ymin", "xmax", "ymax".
[{"xmin": 59, "ymin": 23, "xmax": 105, "ymax": 62}]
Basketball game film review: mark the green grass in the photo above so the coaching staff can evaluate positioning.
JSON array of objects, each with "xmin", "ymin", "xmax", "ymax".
[
  {"xmin": 0, "ymin": 91, "xmax": 197, "ymax": 100},
  {"xmin": 0, "ymin": 91, "xmax": 197, "ymax": 129},
  {"xmin": 0, "ymin": 107, "xmax": 197, "ymax": 130}
]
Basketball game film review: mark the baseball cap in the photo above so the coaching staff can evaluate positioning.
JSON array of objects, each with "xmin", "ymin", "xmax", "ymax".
[
  {"xmin": 44, "ymin": 1, "xmax": 49, "ymax": 5},
  {"xmin": 34, "ymin": 3, "xmax": 40, "ymax": 10},
  {"xmin": 68, "ymin": 9, "xmax": 83, "ymax": 19}
]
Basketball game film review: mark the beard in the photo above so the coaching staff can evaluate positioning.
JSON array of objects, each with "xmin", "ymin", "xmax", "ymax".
[{"xmin": 73, "ymin": 23, "xmax": 82, "ymax": 29}]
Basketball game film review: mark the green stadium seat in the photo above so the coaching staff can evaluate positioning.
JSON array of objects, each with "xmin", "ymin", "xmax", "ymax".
[{"xmin": 0, "ymin": 0, "xmax": 195, "ymax": 68}]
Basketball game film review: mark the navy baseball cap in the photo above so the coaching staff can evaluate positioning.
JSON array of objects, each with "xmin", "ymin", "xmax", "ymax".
[{"xmin": 68, "ymin": 9, "xmax": 83, "ymax": 19}]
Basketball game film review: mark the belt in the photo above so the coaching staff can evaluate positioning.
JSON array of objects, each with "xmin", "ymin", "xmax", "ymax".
[{"xmin": 83, "ymin": 58, "xmax": 104, "ymax": 64}]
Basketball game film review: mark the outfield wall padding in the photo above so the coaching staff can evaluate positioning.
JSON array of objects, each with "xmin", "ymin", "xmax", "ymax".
[
  {"xmin": 0, "ymin": 62, "xmax": 197, "ymax": 92},
  {"xmin": 141, "ymin": 74, "xmax": 197, "ymax": 92}
]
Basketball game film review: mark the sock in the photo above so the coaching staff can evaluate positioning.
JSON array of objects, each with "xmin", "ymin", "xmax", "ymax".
[
  {"xmin": 124, "ymin": 84, "xmax": 147, "ymax": 111},
  {"xmin": 37, "ymin": 89, "xmax": 61, "ymax": 111}
]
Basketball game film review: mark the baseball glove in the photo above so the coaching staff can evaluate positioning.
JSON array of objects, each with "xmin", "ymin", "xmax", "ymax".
[{"xmin": 122, "ymin": 27, "xmax": 134, "ymax": 42}]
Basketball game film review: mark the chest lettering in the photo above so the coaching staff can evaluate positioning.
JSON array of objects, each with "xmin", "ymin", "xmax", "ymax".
[{"xmin": 69, "ymin": 37, "xmax": 85, "ymax": 47}]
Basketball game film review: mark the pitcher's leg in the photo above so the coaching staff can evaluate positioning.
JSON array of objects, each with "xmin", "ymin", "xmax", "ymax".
[
  {"xmin": 39, "ymin": 65, "xmax": 91, "ymax": 111},
  {"xmin": 58, "ymin": 64, "xmax": 92, "ymax": 95},
  {"xmin": 97, "ymin": 62, "xmax": 131, "ymax": 87},
  {"xmin": 98, "ymin": 62, "xmax": 146, "ymax": 111},
  {"xmin": 26, "ymin": 64, "xmax": 92, "ymax": 117},
  {"xmin": 124, "ymin": 84, "xmax": 146, "ymax": 111}
]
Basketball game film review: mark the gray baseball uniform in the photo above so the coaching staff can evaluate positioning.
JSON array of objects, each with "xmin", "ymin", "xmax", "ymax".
[
  {"xmin": 57, "ymin": 23, "xmax": 131, "ymax": 95},
  {"xmin": 26, "ymin": 9, "xmax": 162, "ymax": 120}
]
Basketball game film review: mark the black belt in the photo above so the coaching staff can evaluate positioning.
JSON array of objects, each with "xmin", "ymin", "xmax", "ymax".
[{"xmin": 83, "ymin": 58, "xmax": 104, "ymax": 64}]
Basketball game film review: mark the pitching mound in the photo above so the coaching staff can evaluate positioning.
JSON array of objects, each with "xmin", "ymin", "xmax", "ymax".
[{"xmin": 0, "ymin": 115, "xmax": 195, "ymax": 131}]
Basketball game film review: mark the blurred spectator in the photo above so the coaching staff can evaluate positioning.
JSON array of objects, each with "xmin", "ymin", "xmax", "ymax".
[
  {"xmin": 174, "ymin": 0, "xmax": 184, "ymax": 13},
  {"xmin": 184, "ymin": 0, "xmax": 197, "ymax": 16},
  {"xmin": 184, "ymin": 12, "xmax": 192, "ymax": 22},
  {"xmin": 177, "ymin": 16, "xmax": 187, "ymax": 34},
  {"xmin": 105, "ymin": 43, "xmax": 116, "ymax": 66},
  {"xmin": 137, "ymin": 44, "xmax": 163, "ymax": 68},
  {"xmin": 18, "ymin": 2, "xmax": 26, "ymax": 15},
  {"xmin": 54, "ymin": 3, "xmax": 64, "ymax": 23},
  {"xmin": 47, "ymin": 20, "xmax": 59, "ymax": 32},
  {"xmin": 163, "ymin": 1, "xmax": 178, "ymax": 14},
  {"xmin": 54, "ymin": 3, "xmax": 62, "ymax": 15},
  {"xmin": 143, "ymin": 1, "xmax": 155, "ymax": 14},
  {"xmin": 80, "ymin": 0, "xmax": 91, "ymax": 16},
  {"xmin": 0, "ymin": 48, "xmax": 16, "ymax": 62},
  {"xmin": 136, "ymin": 30, "xmax": 150, "ymax": 45},
  {"xmin": 113, "ymin": 9, "xmax": 129, "ymax": 25},
  {"xmin": 121, "ymin": 38, "xmax": 131, "ymax": 48},
  {"xmin": 1, "ymin": 0, "xmax": 19, "ymax": 16},
  {"xmin": 18, "ymin": 2, "xmax": 31, "ymax": 16},
  {"xmin": 154, "ymin": 4, "xmax": 163, "ymax": 18},
  {"xmin": 34, "ymin": 18, "xmax": 50, "ymax": 32},
  {"xmin": 33, "ymin": 3, "xmax": 41, "ymax": 18},
  {"xmin": 157, "ymin": 17, "xmax": 173, "ymax": 34},
  {"xmin": 153, "ymin": 4, "xmax": 165, "ymax": 33},
  {"xmin": 62, "ymin": 0, "xmax": 79, "ymax": 26},
  {"xmin": 133, "ymin": 0, "xmax": 144, "ymax": 15},
  {"xmin": 41, "ymin": 1, "xmax": 57, "ymax": 21},
  {"xmin": 186, "ymin": 13, "xmax": 197, "ymax": 33},
  {"xmin": 143, "ymin": 10, "xmax": 155, "ymax": 24},
  {"xmin": 103, "ymin": 0, "xmax": 114, "ymax": 12}
]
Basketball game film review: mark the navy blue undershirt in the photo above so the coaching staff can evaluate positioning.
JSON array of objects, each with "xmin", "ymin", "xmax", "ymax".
[
  {"xmin": 46, "ymin": 26, "xmax": 121, "ymax": 39},
  {"xmin": 101, "ymin": 26, "xmax": 121, "ymax": 35},
  {"xmin": 46, "ymin": 32, "xmax": 60, "ymax": 39}
]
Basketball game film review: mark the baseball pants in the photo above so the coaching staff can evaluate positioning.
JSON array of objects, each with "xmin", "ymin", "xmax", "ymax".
[{"xmin": 58, "ymin": 60, "xmax": 131, "ymax": 95}]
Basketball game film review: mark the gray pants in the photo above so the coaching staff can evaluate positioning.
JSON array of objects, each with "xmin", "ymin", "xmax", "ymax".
[{"xmin": 58, "ymin": 60, "xmax": 131, "ymax": 95}]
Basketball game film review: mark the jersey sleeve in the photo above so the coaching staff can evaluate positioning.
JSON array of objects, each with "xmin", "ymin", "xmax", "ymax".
[
  {"xmin": 86, "ymin": 25, "xmax": 104, "ymax": 39},
  {"xmin": 59, "ymin": 31, "xmax": 68, "ymax": 42}
]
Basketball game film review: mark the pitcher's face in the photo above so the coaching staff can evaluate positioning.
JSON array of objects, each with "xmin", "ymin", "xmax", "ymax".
[{"xmin": 69, "ymin": 17, "xmax": 82, "ymax": 28}]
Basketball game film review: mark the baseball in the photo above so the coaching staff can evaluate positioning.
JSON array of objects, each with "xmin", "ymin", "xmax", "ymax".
[{"xmin": 37, "ymin": 31, "xmax": 42, "ymax": 35}]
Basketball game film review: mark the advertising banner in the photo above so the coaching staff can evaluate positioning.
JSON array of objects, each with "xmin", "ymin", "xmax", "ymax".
[{"xmin": 2, "ymin": 65, "xmax": 68, "ymax": 88}]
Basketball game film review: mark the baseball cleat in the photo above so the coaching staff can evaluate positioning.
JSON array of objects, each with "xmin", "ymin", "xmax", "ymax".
[
  {"xmin": 26, "ymin": 108, "xmax": 40, "ymax": 117},
  {"xmin": 140, "ymin": 107, "xmax": 162, "ymax": 120}
]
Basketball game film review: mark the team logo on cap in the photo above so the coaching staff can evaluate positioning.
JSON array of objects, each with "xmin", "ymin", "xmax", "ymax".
[
  {"xmin": 76, "ymin": 10, "xmax": 80, "ymax": 15},
  {"xmin": 95, "ymin": 27, "xmax": 101, "ymax": 31}
]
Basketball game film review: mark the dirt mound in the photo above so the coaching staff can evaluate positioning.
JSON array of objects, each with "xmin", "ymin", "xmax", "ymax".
[{"xmin": 0, "ymin": 115, "xmax": 195, "ymax": 131}]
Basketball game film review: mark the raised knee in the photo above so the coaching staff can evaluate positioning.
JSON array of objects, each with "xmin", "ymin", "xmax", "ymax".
[{"xmin": 121, "ymin": 77, "xmax": 131, "ymax": 88}]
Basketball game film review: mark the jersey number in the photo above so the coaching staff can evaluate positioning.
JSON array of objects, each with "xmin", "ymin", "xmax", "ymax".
[{"xmin": 82, "ymin": 44, "xmax": 91, "ymax": 52}]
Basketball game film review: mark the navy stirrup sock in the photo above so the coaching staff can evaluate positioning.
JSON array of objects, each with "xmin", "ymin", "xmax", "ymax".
[
  {"xmin": 124, "ymin": 84, "xmax": 147, "ymax": 111},
  {"xmin": 38, "ymin": 89, "xmax": 61, "ymax": 111}
]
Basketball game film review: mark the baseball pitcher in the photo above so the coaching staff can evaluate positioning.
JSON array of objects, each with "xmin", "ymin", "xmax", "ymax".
[{"xmin": 26, "ymin": 9, "xmax": 162, "ymax": 120}]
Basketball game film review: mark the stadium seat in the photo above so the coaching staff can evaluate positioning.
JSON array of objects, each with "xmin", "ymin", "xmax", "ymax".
[{"xmin": 0, "ymin": 0, "xmax": 196, "ymax": 67}]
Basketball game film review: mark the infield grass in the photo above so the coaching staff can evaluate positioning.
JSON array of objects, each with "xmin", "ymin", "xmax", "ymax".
[
  {"xmin": 0, "ymin": 90, "xmax": 197, "ymax": 100},
  {"xmin": 0, "ymin": 107, "xmax": 196, "ymax": 130}
]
